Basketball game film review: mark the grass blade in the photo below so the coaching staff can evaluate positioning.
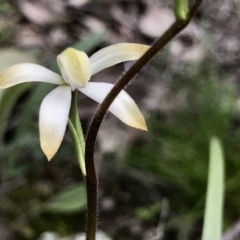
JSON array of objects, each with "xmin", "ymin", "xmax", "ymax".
[{"xmin": 202, "ymin": 137, "xmax": 224, "ymax": 240}]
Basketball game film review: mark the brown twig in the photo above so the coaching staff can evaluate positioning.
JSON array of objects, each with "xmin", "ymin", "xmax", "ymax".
[{"xmin": 84, "ymin": 1, "xmax": 203, "ymax": 239}]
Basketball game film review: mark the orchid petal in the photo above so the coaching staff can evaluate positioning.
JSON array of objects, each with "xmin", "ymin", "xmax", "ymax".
[
  {"xmin": 57, "ymin": 48, "xmax": 92, "ymax": 89},
  {"xmin": 0, "ymin": 63, "xmax": 64, "ymax": 89},
  {"xmin": 80, "ymin": 82, "xmax": 147, "ymax": 130},
  {"xmin": 90, "ymin": 43, "xmax": 149, "ymax": 75},
  {"xmin": 39, "ymin": 85, "xmax": 72, "ymax": 160}
]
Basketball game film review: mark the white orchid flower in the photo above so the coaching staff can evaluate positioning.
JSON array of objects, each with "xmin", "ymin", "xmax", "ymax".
[{"xmin": 0, "ymin": 43, "xmax": 149, "ymax": 161}]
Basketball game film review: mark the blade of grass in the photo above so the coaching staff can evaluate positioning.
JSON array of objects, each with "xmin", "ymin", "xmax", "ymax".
[
  {"xmin": 202, "ymin": 137, "xmax": 225, "ymax": 240},
  {"xmin": 72, "ymin": 30, "xmax": 106, "ymax": 53},
  {"xmin": 0, "ymin": 84, "xmax": 31, "ymax": 143}
]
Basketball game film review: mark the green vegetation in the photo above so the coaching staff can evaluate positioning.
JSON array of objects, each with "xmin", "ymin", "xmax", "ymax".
[{"xmin": 0, "ymin": 3, "xmax": 239, "ymax": 239}]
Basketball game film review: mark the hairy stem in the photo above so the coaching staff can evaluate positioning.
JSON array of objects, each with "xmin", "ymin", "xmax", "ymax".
[{"xmin": 84, "ymin": 1, "xmax": 203, "ymax": 239}]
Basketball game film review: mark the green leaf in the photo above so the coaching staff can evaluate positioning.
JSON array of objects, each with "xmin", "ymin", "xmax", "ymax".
[
  {"xmin": 135, "ymin": 202, "xmax": 162, "ymax": 221},
  {"xmin": 72, "ymin": 31, "xmax": 106, "ymax": 53},
  {"xmin": 202, "ymin": 137, "xmax": 224, "ymax": 240},
  {"xmin": 44, "ymin": 184, "xmax": 86, "ymax": 213},
  {"xmin": 0, "ymin": 84, "xmax": 31, "ymax": 143}
]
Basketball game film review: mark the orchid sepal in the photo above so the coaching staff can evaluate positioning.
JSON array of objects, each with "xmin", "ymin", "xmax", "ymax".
[
  {"xmin": 80, "ymin": 82, "xmax": 148, "ymax": 131},
  {"xmin": 90, "ymin": 43, "xmax": 150, "ymax": 75},
  {"xmin": 39, "ymin": 85, "xmax": 72, "ymax": 160},
  {"xmin": 0, "ymin": 63, "xmax": 64, "ymax": 89}
]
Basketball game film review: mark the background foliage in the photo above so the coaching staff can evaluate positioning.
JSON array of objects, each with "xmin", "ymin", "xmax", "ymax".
[{"xmin": 0, "ymin": 0, "xmax": 240, "ymax": 240}]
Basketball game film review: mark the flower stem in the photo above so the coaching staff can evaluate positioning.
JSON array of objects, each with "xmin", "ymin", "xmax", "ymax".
[
  {"xmin": 68, "ymin": 91, "xmax": 97, "ymax": 239},
  {"xmin": 84, "ymin": 1, "xmax": 203, "ymax": 239},
  {"xmin": 85, "ymin": 165, "xmax": 98, "ymax": 240},
  {"xmin": 68, "ymin": 91, "xmax": 86, "ymax": 175}
]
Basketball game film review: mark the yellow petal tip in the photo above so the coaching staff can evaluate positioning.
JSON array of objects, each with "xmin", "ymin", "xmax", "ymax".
[
  {"xmin": 138, "ymin": 122, "xmax": 148, "ymax": 131},
  {"xmin": 41, "ymin": 144, "xmax": 56, "ymax": 162},
  {"xmin": 133, "ymin": 113, "xmax": 148, "ymax": 131},
  {"xmin": 130, "ymin": 118, "xmax": 148, "ymax": 131},
  {"xmin": 46, "ymin": 155, "xmax": 52, "ymax": 162}
]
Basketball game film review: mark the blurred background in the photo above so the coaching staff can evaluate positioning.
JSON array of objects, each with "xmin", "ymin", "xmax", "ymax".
[{"xmin": 0, "ymin": 0, "xmax": 240, "ymax": 239}]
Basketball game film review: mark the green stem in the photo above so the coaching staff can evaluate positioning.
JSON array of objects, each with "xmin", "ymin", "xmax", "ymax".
[
  {"xmin": 68, "ymin": 91, "xmax": 86, "ymax": 175},
  {"xmin": 84, "ymin": 1, "xmax": 203, "ymax": 240}
]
